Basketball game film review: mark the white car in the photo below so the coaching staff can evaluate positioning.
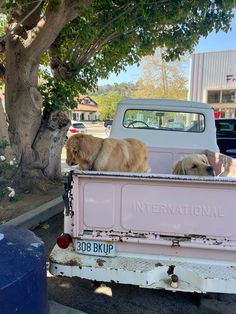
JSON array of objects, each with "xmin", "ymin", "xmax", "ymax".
[{"xmin": 66, "ymin": 121, "xmax": 87, "ymax": 139}]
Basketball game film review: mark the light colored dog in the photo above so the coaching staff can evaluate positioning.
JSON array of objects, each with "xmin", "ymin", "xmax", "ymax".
[
  {"xmin": 66, "ymin": 133, "xmax": 149, "ymax": 172},
  {"xmin": 172, "ymin": 154, "xmax": 215, "ymax": 176}
]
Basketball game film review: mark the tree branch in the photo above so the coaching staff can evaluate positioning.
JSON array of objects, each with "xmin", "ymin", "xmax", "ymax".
[
  {"xmin": 17, "ymin": 0, "xmax": 43, "ymax": 26},
  {"xmin": 70, "ymin": 0, "xmax": 172, "ymax": 68},
  {"xmin": 0, "ymin": 1, "xmax": 43, "ymax": 44},
  {"xmin": 25, "ymin": 0, "xmax": 94, "ymax": 58},
  {"xmin": 0, "ymin": 0, "xmax": 5, "ymax": 12},
  {"xmin": 76, "ymin": 31, "xmax": 119, "ymax": 69},
  {"xmin": 70, "ymin": 2, "xmax": 135, "ymax": 62}
]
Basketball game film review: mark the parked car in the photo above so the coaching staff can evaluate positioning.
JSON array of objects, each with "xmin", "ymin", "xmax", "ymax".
[
  {"xmin": 103, "ymin": 119, "xmax": 113, "ymax": 128},
  {"xmin": 215, "ymin": 118, "xmax": 236, "ymax": 158},
  {"xmin": 66, "ymin": 121, "xmax": 87, "ymax": 139}
]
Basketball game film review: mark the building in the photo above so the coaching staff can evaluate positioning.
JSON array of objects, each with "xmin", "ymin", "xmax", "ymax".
[
  {"xmin": 188, "ymin": 50, "xmax": 236, "ymax": 118},
  {"xmin": 69, "ymin": 96, "xmax": 100, "ymax": 121}
]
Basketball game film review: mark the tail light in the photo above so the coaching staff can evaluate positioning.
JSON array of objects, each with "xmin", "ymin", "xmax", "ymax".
[
  {"xmin": 56, "ymin": 233, "xmax": 72, "ymax": 249},
  {"xmin": 69, "ymin": 128, "xmax": 79, "ymax": 133}
]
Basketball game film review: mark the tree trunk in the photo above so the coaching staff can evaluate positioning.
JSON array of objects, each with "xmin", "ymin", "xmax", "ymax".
[
  {"xmin": 160, "ymin": 50, "xmax": 168, "ymax": 97},
  {"xmin": 0, "ymin": 97, "xmax": 14, "ymax": 160},
  {"xmin": 33, "ymin": 110, "xmax": 69, "ymax": 180},
  {"xmin": 4, "ymin": 39, "xmax": 69, "ymax": 192},
  {"xmin": 5, "ymin": 46, "xmax": 42, "ymax": 163}
]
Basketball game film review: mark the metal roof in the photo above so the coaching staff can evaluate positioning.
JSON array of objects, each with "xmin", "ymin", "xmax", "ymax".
[{"xmin": 118, "ymin": 98, "xmax": 212, "ymax": 110}]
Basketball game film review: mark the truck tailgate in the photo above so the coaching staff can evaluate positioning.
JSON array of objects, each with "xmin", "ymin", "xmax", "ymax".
[
  {"xmin": 50, "ymin": 171, "xmax": 236, "ymax": 294},
  {"xmin": 71, "ymin": 171, "xmax": 236, "ymax": 240}
]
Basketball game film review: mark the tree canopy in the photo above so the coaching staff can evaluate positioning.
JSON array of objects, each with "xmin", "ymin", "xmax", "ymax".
[
  {"xmin": 1, "ymin": 0, "xmax": 234, "ymax": 112},
  {"xmin": 0, "ymin": 0, "xmax": 234, "ymax": 191}
]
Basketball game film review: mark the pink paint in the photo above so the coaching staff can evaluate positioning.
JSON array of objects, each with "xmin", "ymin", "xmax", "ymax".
[{"xmin": 65, "ymin": 149, "xmax": 236, "ymax": 262}]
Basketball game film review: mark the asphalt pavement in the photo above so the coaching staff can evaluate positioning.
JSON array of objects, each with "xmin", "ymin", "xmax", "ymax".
[{"xmin": 49, "ymin": 301, "xmax": 86, "ymax": 314}]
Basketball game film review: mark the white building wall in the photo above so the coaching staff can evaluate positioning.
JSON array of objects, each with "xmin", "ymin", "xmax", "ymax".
[
  {"xmin": 70, "ymin": 110, "xmax": 100, "ymax": 121},
  {"xmin": 188, "ymin": 51, "xmax": 236, "ymax": 115}
]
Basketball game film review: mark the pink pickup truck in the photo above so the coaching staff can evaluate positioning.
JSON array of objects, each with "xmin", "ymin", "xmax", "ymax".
[{"xmin": 49, "ymin": 99, "xmax": 236, "ymax": 294}]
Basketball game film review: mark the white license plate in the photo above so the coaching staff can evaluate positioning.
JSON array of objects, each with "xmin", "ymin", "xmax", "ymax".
[{"xmin": 76, "ymin": 240, "xmax": 116, "ymax": 257}]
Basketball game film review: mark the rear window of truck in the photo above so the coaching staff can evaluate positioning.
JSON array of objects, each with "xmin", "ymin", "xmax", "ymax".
[{"xmin": 123, "ymin": 109, "xmax": 205, "ymax": 132}]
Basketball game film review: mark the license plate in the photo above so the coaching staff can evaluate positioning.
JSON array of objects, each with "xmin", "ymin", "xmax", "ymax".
[{"xmin": 76, "ymin": 240, "xmax": 116, "ymax": 257}]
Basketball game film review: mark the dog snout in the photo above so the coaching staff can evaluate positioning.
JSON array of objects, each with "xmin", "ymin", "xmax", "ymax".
[{"xmin": 206, "ymin": 166, "xmax": 215, "ymax": 176}]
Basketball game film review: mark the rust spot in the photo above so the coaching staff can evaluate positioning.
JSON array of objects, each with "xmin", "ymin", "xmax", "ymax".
[
  {"xmin": 96, "ymin": 258, "xmax": 106, "ymax": 266},
  {"xmin": 167, "ymin": 265, "xmax": 175, "ymax": 275},
  {"xmin": 67, "ymin": 259, "xmax": 80, "ymax": 266},
  {"xmin": 50, "ymin": 257, "xmax": 79, "ymax": 267},
  {"xmin": 155, "ymin": 262, "xmax": 163, "ymax": 267}
]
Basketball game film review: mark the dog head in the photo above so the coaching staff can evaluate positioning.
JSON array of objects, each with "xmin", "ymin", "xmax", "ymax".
[
  {"xmin": 172, "ymin": 154, "xmax": 215, "ymax": 176},
  {"xmin": 65, "ymin": 134, "xmax": 103, "ymax": 170}
]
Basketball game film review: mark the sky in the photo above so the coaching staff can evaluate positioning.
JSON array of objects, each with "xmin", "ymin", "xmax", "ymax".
[{"xmin": 98, "ymin": 11, "xmax": 236, "ymax": 86}]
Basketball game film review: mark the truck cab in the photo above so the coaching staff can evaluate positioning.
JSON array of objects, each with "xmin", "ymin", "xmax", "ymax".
[{"xmin": 110, "ymin": 98, "xmax": 219, "ymax": 152}]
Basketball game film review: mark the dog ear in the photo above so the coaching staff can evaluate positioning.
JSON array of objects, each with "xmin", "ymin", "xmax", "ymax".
[
  {"xmin": 172, "ymin": 160, "xmax": 186, "ymax": 175},
  {"xmin": 200, "ymin": 154, "xmax": 209, "ymax": 164},
  {"xmin": 65, "ymin": 135, "xmax": 81, "ymax": 166},
  {"xmin": 72, "ymin": 134, "xmax": 103, "ymax": 170}
]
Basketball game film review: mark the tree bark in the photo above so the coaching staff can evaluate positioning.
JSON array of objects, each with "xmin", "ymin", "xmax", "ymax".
[
  {"xmin": 5, "ymin": 41, "xmax": 42, "ymax": 165},
  {"xmin": 33, "ymin": 110, "xmax": 70, "ymax": 179},
  {"xmin": 0, "ymin": 97, "xmax": 14, "ymax": 159},
  {"xmin": 4, "ymin": 44, "xmax": 70, "ymax": 191}
]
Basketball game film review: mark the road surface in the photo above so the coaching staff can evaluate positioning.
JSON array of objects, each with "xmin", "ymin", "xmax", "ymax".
[{"xmin": 34, "ymin": 212, "xmax": 236, "ymax": 314}]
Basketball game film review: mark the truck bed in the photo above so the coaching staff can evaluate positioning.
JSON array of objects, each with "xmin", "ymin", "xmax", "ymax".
[
  {"xmin": 61, "ymin": 149, "xmax": 236, "ymax": 261},
  {"xmin": 148, "ymin": 147, "xmax": 236, "ymax": 176}
]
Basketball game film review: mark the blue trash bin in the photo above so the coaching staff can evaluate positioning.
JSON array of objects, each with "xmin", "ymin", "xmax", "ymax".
[{"xmin": 0, "ymin": 225, "xmax": 48, "ymax": 314}]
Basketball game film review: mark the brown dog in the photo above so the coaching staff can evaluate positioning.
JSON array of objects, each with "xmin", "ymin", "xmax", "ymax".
[
  {"xmin": 66, "ymin": 133, "xmax": 149, "ymax": 172},
  {"xmin": 172, "ymin": 154, "xmax": 215, "ymax": 176}
]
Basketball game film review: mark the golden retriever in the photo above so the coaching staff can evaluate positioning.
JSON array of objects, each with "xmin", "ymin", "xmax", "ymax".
[
  {"xmin": 66, "ymin": 133, "xmax": 149, "ymax": 172},
  {"xmin": 172, "ymin": 154, "xmax": 215, "ymax": 176}
]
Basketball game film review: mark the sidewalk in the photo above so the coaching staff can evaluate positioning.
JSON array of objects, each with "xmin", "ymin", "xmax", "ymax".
[
  {"xmin": 49, "ymin": 301, "xmax": 87, "ymax": 314},
  {"xmin": 5, "ymin": 196, "xmax": 63, "ymax": 229}
]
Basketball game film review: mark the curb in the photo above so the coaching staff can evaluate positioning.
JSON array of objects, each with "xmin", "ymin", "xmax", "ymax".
[
  {"xmin": 49, "ymin": 301, "xmax": 87, "ymax": 314},
  {"xmin": 5, "ymin": 196, "xmax": 64, "ymax": 229}
]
